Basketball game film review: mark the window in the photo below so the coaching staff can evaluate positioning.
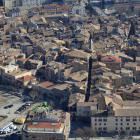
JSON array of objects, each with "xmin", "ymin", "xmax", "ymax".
[
  {"xmin": 104, "ymin": 123, "xmax": 106, "ymax": 125},
  {"xmin": 116, "ymin": 123, "xmax": 118, "ymax": 125},
  {"xmin": 99, "ymin": 123, "xmax": 101, "ymax": 125},
  {"xmin": 103, "ymin": 127, "xmax": 107, "ymax": 130},
  {"xmin": 133, "ymin": 127, "xmax": 136, "ymax": 130},
  {"xmin": 120, "ymin": 123, "xmax": 123, "ymax": 125},
  {"xmin": 121, "ymin": 119, "xmax": 123, "ymax": 122},
  {"xmin": 103, "ymin": 119, "xmax": 107, "ymax": 122},
  {"xmin": 127, "ymin": 123, "xmax": 129, "ymax": 125},
  {"xmin": 134, "ymin": 123, "xmax": 136, "ymax": 125},
  {"xmin": 98, "ymin": 119, "xmax": 102, "ymax": 122},
  {"xmin": 121, "ymin": 127, "xmax": 123, "ymax": 130},
  {"xmin": 133, "ymin": 119, "xmax": 137, "ymax": 121},
  {"xmin": 95, "ymin": 127, "xmax": 97, "ymax": 130},
  {"xmin": 126, "ymin": 119, "xmax": 130, "ymax": 121},
  {"xmin": 98, "ymin": 127, "xmax": 102, "ymax": 130},
  {"xmin": 95, "ymin": 119, "xmax": 97, "ymax": 122},
  {"xmin": 95, "ymin": 123, "xmax": 97, "ymax": 125},
  {"xmin": 126, "ymin": 127, "xmax": 130, "ymax": 130},
  {"xmin": 116, "ymin": 127, "xmax": 118, "ymax": 130},
  {"xmin": 116, "ymin": 119, "xmax": 118, "ymax": 122}
]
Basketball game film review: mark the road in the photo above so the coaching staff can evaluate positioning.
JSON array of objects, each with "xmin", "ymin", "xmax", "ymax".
[
  {"xmin": 93, "ymin": 7, "xmax": 107, "ymax": 16},
  {"xmin": 0, "ymin": 91, "xmax": 40, "ymax": 138}
]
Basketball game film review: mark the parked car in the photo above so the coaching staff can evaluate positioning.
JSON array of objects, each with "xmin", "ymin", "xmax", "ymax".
[
  {"xmin": 25, "ymin": 103, "xmax": 30, "ymax": 106},
  {"xmin": 4, "ymin": 106, "xmax": 9, "ymax": 109},
  {"xmin": 7, "ymin": 129, "xmax": 13, "ymax": 133},
  {"xmin": 15, "ymin": 111, "xmax": 20, "ymax": 114},
  {"xmin": 8, "ymin": 104, "xmax": 13, "ymax": 108}
]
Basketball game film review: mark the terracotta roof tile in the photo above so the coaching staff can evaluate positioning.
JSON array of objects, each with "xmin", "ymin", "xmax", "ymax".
[
  {"xmin": 28, "ymin": 122, "xmax": 61, "ymax": 129},
  {"xmin": 101, "ymin": 56, "xmax": 121, "ymax": 63},
  {"xmin": 57, "ymin": 5, "xmax": 72, "ymax": 12},
  {"xmin": 43, "ymin": 3, "xmax": 59, "ymax": 7},
  {"xmin": 39, "ymin": 81, "xmax": 54, "ymax": 88},
  {"xmin": 18, "ymin": 58, "xmax": 27, "ymax": 62},
  {"xmin": 17, "ymin": 75, "xmax": 35, "ymax": 82}
]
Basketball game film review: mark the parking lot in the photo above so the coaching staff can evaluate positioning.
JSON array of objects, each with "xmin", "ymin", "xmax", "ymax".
[{"xmin": 0, "ymin": 90, "xmax": 40, "ymax": 139}]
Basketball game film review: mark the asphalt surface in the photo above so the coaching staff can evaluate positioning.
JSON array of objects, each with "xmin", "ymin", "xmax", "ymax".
[
  {"xmin": 0, "ymin": 91, "xmax": 40, "ymax": 138},
  {"xmin": 93, "ymin": 7, "xmax": 107, "ymax": 16}
]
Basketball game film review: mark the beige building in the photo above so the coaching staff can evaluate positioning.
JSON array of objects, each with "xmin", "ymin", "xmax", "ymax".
[
  {"xmin": 26, "ymin": 59, "xmax": 43, "ymax": 70},
  {"xmin": 77, "ymin": 102, "xmax": 97, "ymax": 117},
  {"xmin": 64, "ymin": 49, "xmax": 91, "ymax": 62},
  {"xmin": 122, "ymin": 85, "xmax": 139, "ymax": 100},
  {"xmin": 43, "ymin": 3, "xmax": 58, "ymax": 15},
  {"xmin": 22, "ymin": 109, "xmax": 70, "ymax": 140},
  {"xmin": 112, "ymin": 73, "xmax": 121, "ymax": 89},
  {"xmin": 121, "ymin": 69, "xmax": 133, "ymax": 86},
  {"xmin": 1, "ymin": 65, "xmax": 31, "ymax": 86},
  {"xmin": 17, "ymin": 75, "xmax": 36, "ymax": 88},
  {"xmin": 68, "ymin": 93, "xmax": 85, "ymax": 118},
  {"xmin": 101, "ymin": 56, "xmax": 122, "ymax": 72}
]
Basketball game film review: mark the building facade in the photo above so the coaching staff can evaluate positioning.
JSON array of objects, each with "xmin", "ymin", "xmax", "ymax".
[
  {"xmin": 22, "ymin": 109, "xmax": 70, "ymax": 140},
  {"xmin": 72, "ymin": 4, "xmax": 85, "ymax": 16},
  {"xmin": 91, "ymin": 93, "xmax": 140, "ymax": 134}
]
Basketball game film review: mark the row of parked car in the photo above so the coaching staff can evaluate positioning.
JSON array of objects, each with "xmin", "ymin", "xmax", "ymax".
[
  {"xmin": 15, "ymin": 103, "xmax": 31, "ymax": 114},
  {"xmin": 0, "ymin": 88, "xmax": 45, "ymax": 103},
  {"xmin": 3, "ymin": 104, "xmax": 13, "ymax": 109}
]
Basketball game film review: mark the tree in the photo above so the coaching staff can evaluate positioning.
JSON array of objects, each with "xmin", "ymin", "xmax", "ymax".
[
  {"xmin": 74, "ymin": 126, "xmax": 97, "ymax": 140},
  {"xmin": 85, "ymin": 3, "xmax": 93, "ymax": 12},
  {"xmin": 38, "ymin": 92, "xmax": 43, "ymax": 100},
  {"xmin": 29, "ymin": 90, "xmax": 38, "ymax": 100},
  {"xmin": 78, "ymin": 0, "xmax": 82, "ymax": 4},
  {"xmin": 49, "ymin": 100, "xmax": 55, "ymax": 109},
  {"xmin": 101, "ymin": 0, "xmax": 106, "ymax": 9}
]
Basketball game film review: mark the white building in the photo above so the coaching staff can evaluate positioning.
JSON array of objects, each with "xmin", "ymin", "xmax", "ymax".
[
  {"xmin": 22, "ymin": 109, "xmax": 70, "ymax": 140},
  {"xmin": 11, "ymin": 8, "xmax": 20, "ymax": 18},
  {"xmin": 72, "ymin": 4, "xmax": 85, "ymax": 16},
  {"xmin": 4, "ymin": 0, "xmax": 22, "ymax": 12},
  {"xmin": 22, "ymin": 0, "xmax": 46, "ymax": 6},
  {"xmin": 91, "ymin": 93, "xmax": 140, "ymax": 134},
  {"xmin": 77, "ymin": 102, "xmax": 97, "ymax": 117}
]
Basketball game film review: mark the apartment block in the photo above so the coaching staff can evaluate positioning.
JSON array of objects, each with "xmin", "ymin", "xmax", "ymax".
[
  {"xmin": 22, "ymin": 109, "xmax": 70, "ymax": 140},
  {"xmin": 101, "ymin": 56, "xmax": 121, "ymax": 72},
  {"xmin": 43, "ymin": 3, "xmax": 59, "ymax": 15},
  {"xmin": 91, "ymin": 93, "xmax": 140, "ymax": 134}
]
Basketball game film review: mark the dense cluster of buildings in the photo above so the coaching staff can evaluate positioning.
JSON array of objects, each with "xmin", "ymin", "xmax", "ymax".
[
  {"xmin": 2, "ymin": 0, "xmax": 85, "ymax": 17},
  {"xmin": 1, "ymin": 0, "xmax": 140, "ymax": 139}
]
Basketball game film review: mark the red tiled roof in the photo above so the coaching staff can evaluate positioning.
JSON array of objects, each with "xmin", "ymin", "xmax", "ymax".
[
  {"xmin": 96, "ymin": 53, "xmax": 102, "ymax": 55},
  {"xmin": 57, "ymin": 5, "xmax": 72, "ymax": 12},
  {"xmin": 134, "ymin": 6, "xmax": 140, "ymax": 9},
  {"xmin": 18, "ymin": 58, "xmax": 27, "ymax": 62},
  {"xmin": 134, "ymin": 93, "xmax": 140, "ymax": 98},
  {"xmin": 28, "ymin": 122, "xmax": 61, "ymax": 129},
  {"xmin": 43, "ymin": 3, "xmax": 59, "ymax": 7},
  {"xmin": 39, "ymin": 81, "xmax": 54, "ymax": 88},
  {"xmin": 32, "ymin": 7, "xmax": 38, "ymax": 11},
  {"xmin": 101, "ymin": 56, "xmax": 121, "ymax": 63},
  {"xmin": 17, "ymin": 75, "xmax": 35, "ymax": 82}
]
